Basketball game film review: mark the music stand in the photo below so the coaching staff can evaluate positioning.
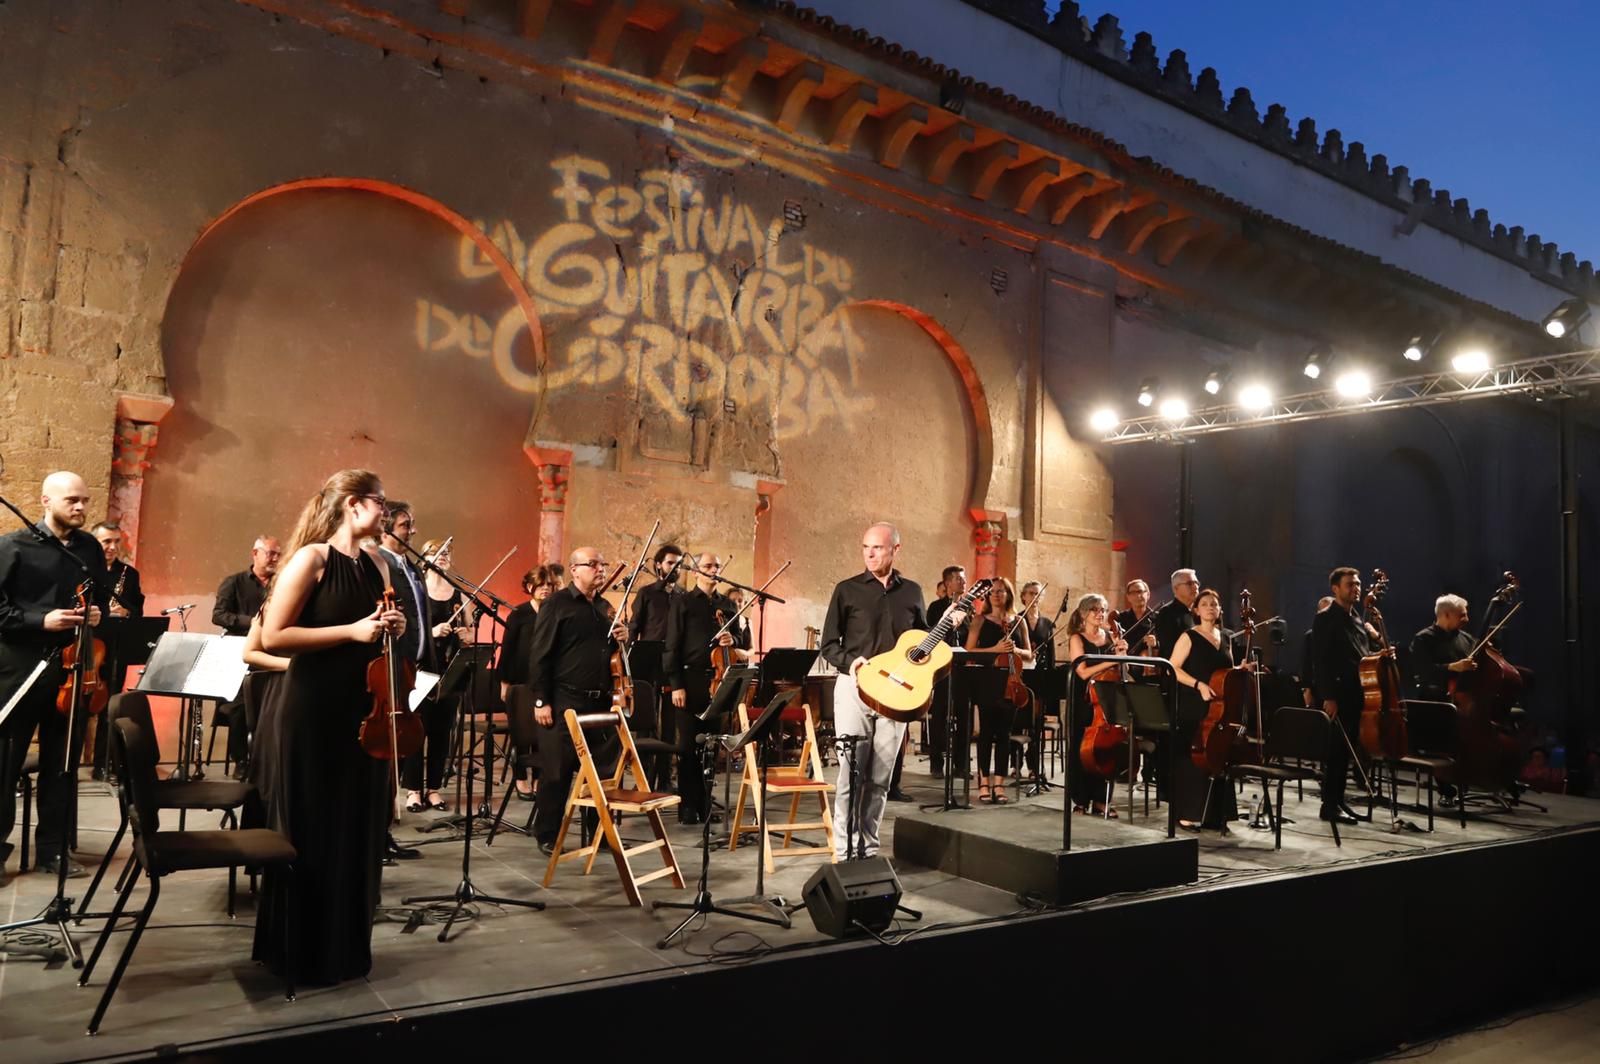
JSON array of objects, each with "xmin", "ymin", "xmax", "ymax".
[
  {"xmin": 626, "ymin": 641, "xmax": 668, "ymax": 788},
  {"xmin": 420, "ymin": 644, "xmax": 496, "ymax": 836},
  {"xmin": 655, "ymin": 675, "xmax": 793, "ymax": 948},
  {"xmin": 134, "ymin": 632, "xmax": 247, "ymax": 782}
]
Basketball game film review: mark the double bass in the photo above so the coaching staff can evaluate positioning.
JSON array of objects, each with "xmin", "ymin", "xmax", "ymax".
[
  {"xmin": 1357, "ymin": 570, "xmax": 1407, "ymax": 761},
  {"xmin": 358, "ymin": 587, "xmax": 423, "ymax": 811},
  {"xmin": 1079, "ymin": 614, "xmax": 1130, "ymax": 778},
  {"xmin": 1447, "ymin": 572, "xmax": 1523, "ymax": 791},
  {"xmin": 1191, "ymin": 589, "xmax": 1259, "ymax": 776}
]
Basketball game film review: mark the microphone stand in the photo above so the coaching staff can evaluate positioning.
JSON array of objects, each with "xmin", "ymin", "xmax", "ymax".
[
  {"xmin": 394, "ymin": 539, "xmax": 544, "ymax": 939},
  {"xmin": 0, "ymin": 491, "xmax": 95, "ymax": 967}
]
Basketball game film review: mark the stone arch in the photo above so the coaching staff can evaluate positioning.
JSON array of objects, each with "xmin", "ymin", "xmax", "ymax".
[
  {"xmin": 189, "ymin": 177, "xmax": 545, "ymax": 369},
  {"xmin": 848, "ymin": 299, "xmax": 994, "ymax": 513},
  {"xmin": 142, "ymin": 178, "xmax": 551, "ymax": 609}
]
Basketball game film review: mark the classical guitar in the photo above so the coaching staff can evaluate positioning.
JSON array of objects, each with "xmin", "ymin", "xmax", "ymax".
[{"xmin": 855, "ymin": 579, "xmax": 991, "ymax": 722}]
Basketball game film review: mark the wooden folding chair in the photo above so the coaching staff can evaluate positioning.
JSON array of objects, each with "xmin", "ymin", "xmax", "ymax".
[
  {"xmin": 728, "ymin": 694, "xmax": 834, "ymax": 873},
  {"xmin": 541, "ymin": 709, "xmax": 684, "ymax": 906}
]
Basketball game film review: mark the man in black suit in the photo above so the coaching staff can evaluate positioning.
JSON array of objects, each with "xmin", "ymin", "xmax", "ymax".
[
  {"xmin": 86, "ymin": 521, "xmax": 145, "ymax": 779},
  {"xmin": 1311, "ymin": 568, "xmax": 1376, "ymax": 823},
  {"xmin": 921, "ymin": 564, "xmax": 971, "ymax": 782},
  {"xmin": 1154, "ymin": 568, "xmax": 1200, "ymax": 658}
]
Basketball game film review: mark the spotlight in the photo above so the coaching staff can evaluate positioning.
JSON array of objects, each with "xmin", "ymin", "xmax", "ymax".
[
  {"xmin": 1402, "ymin": 336, "xmax": 1426, "ymax": 362},
  {"xmin": 1158, "ymin": 395, "xmax": 1189, "ymax": 421},
  {"xmin": 1303, "ymin": 351, "xmax": 1323, "ymax": 379},
  {"xmin": 1204, "ymin": 371, "xmax": 1223, "ymax": 395},
  {"xmin": 1089, "ymin": 407, "xmax": 1119, "ymax": 434},
  {"xmin": 1334, "ymin": 369, "xmax": 1372, "ymax": 398},
  {"xmin": 1542, "ymin": 297, "xmax": 1591, "ymax": 339},
  {"xmin": 1237, "ymin": 382, "xmax": 1273, "ymax": 411},
  {"xmin": 1451, "ymin": 348, "xmax": 1491, "ymax": 374},
  {"xmin": 1136, "ymin": 378, "xmax": 1157, "ymax": 408}
]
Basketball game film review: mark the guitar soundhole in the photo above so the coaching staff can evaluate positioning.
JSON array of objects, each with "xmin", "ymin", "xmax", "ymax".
[{"xmin": 907, "ymin": 649, "xmax": 928, "ymax": 665}]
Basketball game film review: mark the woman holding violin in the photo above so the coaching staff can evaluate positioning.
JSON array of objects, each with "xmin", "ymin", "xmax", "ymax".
[
  {"xmin": 403, "ymin": 537, "xmax": 473, "ymax": 814},
  {"xmin": 1065, "ymin": 593, "xmax": 1126, "ymax": 816},
  {"xmin": 965, "ymin": 579, "xmax": 1033, "ymax": 803},
  {"xmin": 663, "ymin": 552, "xmax": 744, "ymax": 825},
  {"xmin": 257, "ymin": 469, "xmax": 407, "ymax": 986},
  {"xmin": 1168, "ymin": 588, "xmax": 1237, "ymax": 831}
]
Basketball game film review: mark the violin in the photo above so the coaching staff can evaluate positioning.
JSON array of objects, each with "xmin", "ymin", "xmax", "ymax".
[
  {"xmin": 358, "ymin": 588, "xmax": 423, "ymax": 811},
  {"xmin": 1357, "ymin": 569, "xmax": 1407, "ymax": 761},
  {"xmin": 710, "ymin": 607, "xmax": 734, "ymax": 691},
  {"xmin": 1002, "ymin": 610, "xmax": 1033, "ymax": 710},
  {"xmin": 1447, "ymin": 572, "xmax": 1523, "ymax": 790},
  {"xmin": 1190, "ymin": 590, "xmax": 1258, "ymax": 776},
  {"xmin": 1079, "ymin": 615, "xmax": 1130, "ymax": 778},
  {"xmin": 56, "ymin": 580, "xmax": 109, "ymax": 717},
  {"xmin": 611, "ymin": 646, "xmax": 634, "ymax": 716}
]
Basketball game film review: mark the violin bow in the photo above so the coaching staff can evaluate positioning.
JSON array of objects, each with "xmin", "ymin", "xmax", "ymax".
[
  {"xmin": 1468, "ymin": 601, "xmax": 1522, "ymax": 658},
  {"xmin": 609, "ymin": 520, "xmax": 660, "ymax": 643},
  {"xmin": 440, "ymin": 545, "xmax": 518, "ymax": 630},
  {"xmin": 707, "ymin": 561, "xmax": 790, "ymax": 649}
]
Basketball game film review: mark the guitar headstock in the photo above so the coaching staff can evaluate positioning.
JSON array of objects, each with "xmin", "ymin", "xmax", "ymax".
[{"xmin": 961, "ymin": 579, "xmax": 993, "ymax": 608}]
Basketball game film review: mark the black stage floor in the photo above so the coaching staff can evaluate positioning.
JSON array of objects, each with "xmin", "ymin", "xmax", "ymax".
[{"xmin": 3, "ymin": 756, "xmax": 1597, "ymax": 1062}]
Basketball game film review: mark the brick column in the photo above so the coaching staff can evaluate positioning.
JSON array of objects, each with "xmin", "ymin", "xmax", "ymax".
[
  {"xmin": 525, "ymin": 445, "xmax": 573, "ymax": 566},
  {"xmin": 108, "ymin": 393, "xmax": 175, "ymax": 565},
  {"xmin": 970, "ymin": 508, "xmax": 1006, "ymax": 582}
]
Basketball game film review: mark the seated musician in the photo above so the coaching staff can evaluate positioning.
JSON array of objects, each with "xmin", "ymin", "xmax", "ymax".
[
  {"xmin": 1407, "ymin": 594, "xmax": 1476, "ymax": 702},
  {"xmin": 1065, "ymin": 594, "xmax": 1126, "ymax": 817}
]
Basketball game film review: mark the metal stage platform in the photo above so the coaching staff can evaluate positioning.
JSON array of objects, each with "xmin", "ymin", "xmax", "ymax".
[{"xmin": 2, "ymin": 767, "xmax": 1597, "ymax": 1062}]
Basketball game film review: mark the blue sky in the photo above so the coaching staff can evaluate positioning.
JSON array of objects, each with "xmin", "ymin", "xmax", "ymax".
[{"xmin": 1045, "ymin": 1, "xmax": 1599, "ymax": 265}]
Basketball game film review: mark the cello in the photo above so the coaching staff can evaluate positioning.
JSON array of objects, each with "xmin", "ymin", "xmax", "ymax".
[
  {"xmin": 358, "ymin": 587, "xmax": 423, "ymax": 813},
  {"xmin": 1447, "ymin": 572, "xmax": 1523, "ymax": 792},
  {"xmin": 1079, "ymin": 614, "xmax": 1130, "ymax": 778},
  {"xmin": 1357, "ymin": 570, "xmax": 1408, "ymax": 761},
  {"xmin": 1191, "ymin": 589, "xmax": 1258, "ymax": 776}
]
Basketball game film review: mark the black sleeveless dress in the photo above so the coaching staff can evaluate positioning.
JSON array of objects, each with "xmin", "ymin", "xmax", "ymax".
[
  {"xmin": 1172, "ymin": 627, "xmax": 1238, "ymax": 828},
  {"xmin": 1069, "ymin": 632, "xmax": 1115, "ymax": 809},
  {"xmin": 252, "ymin": 547, "xmax": 390, "ymax": 985}
]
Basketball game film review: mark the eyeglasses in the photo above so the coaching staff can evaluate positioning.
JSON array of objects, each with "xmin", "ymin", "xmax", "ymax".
[
  {"xmin": 571, "ymin": 560, "xmax": 606, "ymax": 569},
  {"xmin": 358, "ymin": 494, "xmax": 387, "ymax": 506}
]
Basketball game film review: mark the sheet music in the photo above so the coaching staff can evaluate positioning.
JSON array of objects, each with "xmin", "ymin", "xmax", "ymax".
[
  {"xmin": 409, "ymin": 669, "xmax": 440, "ymax": 711},
  {"xmin": 188, "ymin": 635, "xmax": 250, "ymax": 701}
]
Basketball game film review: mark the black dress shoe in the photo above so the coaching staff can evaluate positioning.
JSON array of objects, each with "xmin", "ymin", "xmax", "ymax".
[
  {"xmin": 514, "ymin": 787, "xmax": 536, "ymax": 802},
  {"xmin": 1319, "ymin": 807, "xmax": 1358, "ymax": 825},
  {"xmin": 677, "ymin": 811, "xmax": 703, "ymax": 826},
  {"xmin": 538, "ymin": 840, "xmax": 557, "ymax": 857},
  {"xmin": 929, "ymin": 763, "xmax": 945, "ymax": 779},
  {"xmin": 40, "ymin": 857, "xmax": 87, "ymax": 879},
  {"xmin": 386, "ymin": 836, "xmax": 422, "ymax": 860},
  {"xmin": 886, "ymin": 789, "xmax": 914, "ymax": 802}
]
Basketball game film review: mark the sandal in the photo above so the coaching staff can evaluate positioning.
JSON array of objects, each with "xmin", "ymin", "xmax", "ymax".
[
  {"xmin": 1092, "ymin": 803, "xmax": 1117, "ymax": 819},
  {"xmin": 405, "ymin": 791, "xmax": 425, "ymax": 814},
  {"xmin": 977, "ymin": 781, "xmax": 992, "ymax": 802},
  {"xmin": 428, "ymin": 792, "xmax": 449, "ymax": 812},
  {"xmin": 992, "ymin": 785, "xmax": 1008, "ymax": 805}
]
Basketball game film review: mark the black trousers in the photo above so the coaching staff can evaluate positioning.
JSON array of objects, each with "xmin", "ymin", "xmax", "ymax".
[
  {"xmin": 975, "ymin": 700, "xmax": 1016, "ymax": 777},
  {"xmin": 0, "ymin": 646, "xmax": 80, "ymax": 861},
  {"xmin": 674, "ymin": 667, "xmax": 714, "ymax": 818},
  {"xmin": 401, "ymin": 692, "xmax": 456, "ymax": 791},
  {"xmin": 1322, "ymin": 697, "xmax": 1362, "ymax": 810},
  {"xmin": 532, "ymin": 693, "xmax": 614, "ymax": 843}
]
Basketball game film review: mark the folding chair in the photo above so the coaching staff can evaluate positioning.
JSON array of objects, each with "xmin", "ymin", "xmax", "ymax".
[{"xmin": 729, "ymin": 690, "xmax": 834, "ymax": 873}]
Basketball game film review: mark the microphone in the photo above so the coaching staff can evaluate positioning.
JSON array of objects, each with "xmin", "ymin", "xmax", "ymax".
[{"xmin": 161, "ymin": 603, "xmax": 197, "ymax": 615}]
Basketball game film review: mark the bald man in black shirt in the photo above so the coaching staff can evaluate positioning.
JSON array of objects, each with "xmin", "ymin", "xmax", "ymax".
[{"xmin": 0, "ymin": 471, "xmax": 108, "ymax": 881}]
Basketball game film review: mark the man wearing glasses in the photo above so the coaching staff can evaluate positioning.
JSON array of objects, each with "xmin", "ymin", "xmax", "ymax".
[
  {"xmin": 523, "ymin": 546, "xmax": 617, "ymax": 855},
  {"xmin": 1155, "ymin": 568, "xmax": 1201, "ymax": 659}
]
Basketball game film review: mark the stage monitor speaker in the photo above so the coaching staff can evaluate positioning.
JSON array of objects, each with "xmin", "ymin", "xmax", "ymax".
[{"xmin": 800, "ymin": 857, "xmax": 902, "ymax": 938}]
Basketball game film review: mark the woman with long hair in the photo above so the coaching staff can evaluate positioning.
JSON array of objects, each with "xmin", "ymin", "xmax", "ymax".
[
  {"xmin": 499, "ymin": 564, "xmax": 562, "ymax": 800},
  {"xmin": 254, "ymin": 469, "xmax": 407, "ymax": 986},
  {"xmin": 403, "ymin": 537, "xmax": 472, "ymax": 813},
  {"xmin": 965, "ymin": 578, "xmax": 1032, "ymax": 803},
  {"xmin": 1066, "ymin": 593, "xmax": 1128, "ymax": 816},
  {"xmin": 1168, "ymin": 588, "xmax": 1238, "ymax": 831}
]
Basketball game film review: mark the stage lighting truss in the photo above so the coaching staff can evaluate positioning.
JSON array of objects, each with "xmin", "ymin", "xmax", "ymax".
[{"xmin": 1100, "ymin": 348, "xmax": 1600, "ymax": 444}]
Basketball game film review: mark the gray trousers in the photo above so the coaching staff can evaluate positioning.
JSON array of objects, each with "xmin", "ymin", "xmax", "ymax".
[{"xmin": 832, "ymin": 673, "xmax": 906, "ymax": 860}]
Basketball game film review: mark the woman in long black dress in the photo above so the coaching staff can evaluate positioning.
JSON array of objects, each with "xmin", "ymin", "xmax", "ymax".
[
  {"xmin": 402, "ymin": 536, "xmax": 472, "ymax": 813},
  {"xmin": 964, "ymin": 579, "xmax": 1033, "ymax": 803},
  {"xmin": 1169, "ymin": 588, "xmax": 1238, "ymax": 831},
  {"xmin": 1065, "ymin": 594, "xmax": 1128, "ymax": 816},
  {"xmin": 254, "ymin": 469, "xmax": 407, "ymax": 985}
]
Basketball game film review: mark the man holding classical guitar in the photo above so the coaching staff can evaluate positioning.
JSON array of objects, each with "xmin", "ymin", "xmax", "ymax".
[{"xmin": 819, "ymin": 523, "xmax": 974, "ymax": 861}]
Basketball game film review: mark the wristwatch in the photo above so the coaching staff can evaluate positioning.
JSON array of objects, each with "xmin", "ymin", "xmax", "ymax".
[{"xmin": 534, "ymin": 698, "xmax": 546, "ymax": 709}]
